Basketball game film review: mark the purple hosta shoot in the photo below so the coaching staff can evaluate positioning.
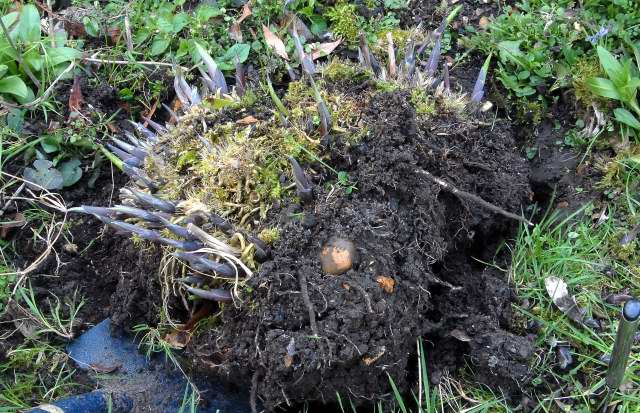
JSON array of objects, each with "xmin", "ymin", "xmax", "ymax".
[
  {"xmin": 174, "ymin": 73, "xmax": 201, "ymax": 107},
  {"xmin": 358, "ymin": 33, "xmax": 381, "ymax": 75},
  {"xmin": 128, "ymin": 121, "xmax": 158, "ymax": 142},
  {"xmin": 108, "ymin": 220, "xmax": 163, "ymax": 242},
  {"xmin": 246, "ymin": 234, "xmax": 269, "ymax": 261},
  {"xmin": 68, "ymin": 205, "xmax": 116, "ymax": 219},
  {"xmin": 110, "ymin": 205, "xmax": 164, "ymax": 223},
  {"xmin": 127, "ymin": 188, "xmax": 176, "ymax": 213},
  {"xmin": 156, "ymin": 215, "xmax": 193, "ymax": 239},
  {"xmin": 122, "ymin": 165, "xmax": 157, "ymax": 190},
  {"xmin": 195, "ymin": 42, "xmax": 228, "ymax": 95},
  {"xmin": 442, "ymin": 63, "xmax": 451, "ymax": 94},
  {"xmin": 235, "ymin": 61, "xmax": 246, "ymax": 97},
  {"xmin": 208, "ymin": 212, "xmax": 234, "ymax": 233},
  {"xmin": 199, "ymin": 68, "xmax": 218, "ymax": 95},
  {"xmin": 471, "ymin": 54, "xmax": 492, "ymax": 104},
  {"xmin": 106, "ymin": 144, "xmax": 142, "ymax": 168},
  {"xmin": 285, "ymin": 62, "xmax": 297, "ymax": 81},
  {"xmin": 174, "ymin": 251, "xmax": 237, "ymax": 278},
  {"xmin": 185, "ymin": 286, "xmax": 232, "ymax": 302},
  {"xmin": 112, "ymin": 137, "xmax": 147, "ymax": 160},
  {"xmin": 176, "ymin": 275, "xmax": 205, "ymax": 286},
  {"xmin": 287, "ymin": 156, "xmax": 313, "ymax": 204},
  {"xmin": 161, "ymin": 103, "xmax": 179, "ymax": 125},
  {"xmin": 173, "ymin": 75, "xmax": 192, "ymax": 108},
  {"xmin": 308, "ymin": 77, "xmax": 332, "ymax": 137},
  {"xmin": 425, "ymin": 36, "xmax": 441, "ymax": 79},
  {"xmin": 291, "ymin": 26, "xmax": 315, "ymax": 76},
  {"xmin": 159, "ymin": 238, "xmax": 204, "ymax": 251},
  {"xmin": 196, "ymin": 133, "xmax": 215, "ymax": 153},
  {"xmin": 141, "ymin": 117, "xmax": 168, "ymax": 134},
  {"xmin": 403, "ymin": 38, "xmax": 417, "ymax": 80},
  {"xmin": 386, "ymin": 32, "xmax": 397, "ymax": 79}
]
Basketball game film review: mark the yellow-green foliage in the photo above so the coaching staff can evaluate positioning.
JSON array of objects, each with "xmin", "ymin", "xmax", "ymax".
[
  {"xmin": 258, "ymin": 227, "xmax": 280, "ymax": 245},
  {"xmin": 572, "ymin": 57, "xmax": 603, "ymax": 104},
  {"xmin": 410, "ymin": 88, "xmax": 436, "ymax": 116},
  {"xmin": 326, "ymin": 2, "xmax": 363, "ymax": 44}
]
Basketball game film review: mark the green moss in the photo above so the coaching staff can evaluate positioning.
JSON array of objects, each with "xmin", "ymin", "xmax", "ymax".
[
  {"xmin": 411, "ymin": 89, "xmax": 437, "ymax": 116},
  {"xmin": 326, "ymin": 2, "xmax": 363, "ymax": 44},
  {"xmin": 258, "ymin": 227, "xmax": 280, "ymax": 245},
  {"xmin": 572, "ymin": 56, "xmax": 603, "ymax": 105},
  {"xmin": 323, "ymin": 60, "xmax": 371, "ymax": 83}
]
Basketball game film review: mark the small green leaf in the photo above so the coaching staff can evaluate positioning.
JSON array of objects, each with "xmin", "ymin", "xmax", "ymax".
[
  {"xmin": 0, "ymin": 64, "xmax": 6, "ymax": 77},
  {"xmin": 82, "ymin": 17, "xmax": 100, "ymax": 37},
  {"xmin": 59, "ymin": 159, "xmax": 83, "ymax": 187},
  {"xmin": 41, "ymin": 135, "xmax": 61, "ymax": 154},
  {"xmin": 586, "ymin": 77, "xmax": 621, "ymax": 100},
  {"xmin": 23, "ymin": 160, "xmax": 64, "ymax": 190},
  {"xmin": 150, "ymin": 38, "xmax": 171, "ymax": 56},
  {"xmin": 0, "ymin": 75, "xmax": 29, "ymax": 98},
  {"xmin": 218, "ymin": 43, "xmax": 250, "ymax": 70},
  {"xmin": 18, "ymin": 4, "xmax": 40, "ymax": 43},
  {"xmin": 614, "ymin": 108, "xmax": 640, "ymax": 130}
]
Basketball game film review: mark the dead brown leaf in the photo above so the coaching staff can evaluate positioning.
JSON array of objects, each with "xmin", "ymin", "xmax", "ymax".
[
  {"xmin": 164, "ymin": 330, "xmax": 191, "ymax": 349},
  {"xmin": 90, "ymin": 362, "xmax": 121, "ymax": 373},
  {"xmin": 230, "ymin": 22, "xmax": 243, "ymax": 42},
  {"xmin": 0, "ymin": 212, "xmax": 25, "ymax": 239},
  {"xmin": 263, "ymin": 25, "xmax": 289, "ymax": 60},
  {"xmin": 236, "ymin": 115, "xmax": 258, "ymax": 125},
  {"xmin": 237, "ymin": 3, "xmax": 252, "ymax": 23},
  {"xmin": 108, "ymin": 26, "xmax": 121, "ymax": 44},
  {"xmin": 376, "ymin": 276, "xmax": 395, "ymax": 294},
  {"xmin": 284, "ymin": 354, "xmax": 293, "ymax": 368},
  {"xmin": 311, "ymin": 39, "xmax": 342, "ymax": 60},
  {"xmin": 68, "ymin": 75, "xmax": 83, "ymax": 119}
]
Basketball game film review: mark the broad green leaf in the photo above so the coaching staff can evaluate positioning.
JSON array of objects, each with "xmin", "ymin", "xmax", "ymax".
[
  {"xmin": 614, "ymin": 108, "xmax": 640, "ymax": 130},
  {"xmin": 6, "ymin": 108, "xmax": 25, "ymax": 133},
  {"xmin": 309, "ymin": 16, "xmax": 327, "ymax": 36},
  {"xmin": 497, "ymin": 40, "xmax": 529, "ymax": 70},
  {"xmin": 0, "ymin": 64, "xmax": 7, "ymax": 77},
  {"xmin": 597, "ymin": 46, "xmax": 624, "ymax": 86},
  {"xmin": 150, "ymin": 38, "xmax": 171, "ymax": 56},
  {"xmin": 0, "ymin": 75, "xmax": 29, "ymax": 98},
  {"xmin": 173, "ymin": 13, "xmax": 188, "ymax": 33},
  {"xmin": 196, "ymin": 4, "xmax": 223, "ymax": 21},
  {"xmin": 23, "ymin": 159, "xmax": 64, "ymax": 190},
  {"xmin": 46, "ymin": 47, "xmax": 82, "ymax": 66},
  {"xmin": 218, "ymin": 43, "xmax": 250, "ymax": 70},
  {"xmin": 18, "ymin": 4, "xmax": 40, "ymax": 43},
  {"xmin": 586, "ymin": 77, "xmax": 621, "ymax": 100},
  {"xmin": 59, "ymin": 159, "xmax": 83, "ymax": 187},
  {"xmin": 1, "ymin": 12, "xmax": 19, "ymax": 41},
  {"xmin": 24, "ymin": 49, "xmax": 44, "ymax": 72}
]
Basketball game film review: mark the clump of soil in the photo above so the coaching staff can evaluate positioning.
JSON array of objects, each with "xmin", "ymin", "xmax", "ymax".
[{"xmin": 187, "ymin": 90, "xmax": 534, "ymax": 409}]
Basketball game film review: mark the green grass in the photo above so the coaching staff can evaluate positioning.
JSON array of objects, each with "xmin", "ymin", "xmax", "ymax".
[{"xmin": 510, "ymin": 200, "xmax": 640, "ymax": 411}]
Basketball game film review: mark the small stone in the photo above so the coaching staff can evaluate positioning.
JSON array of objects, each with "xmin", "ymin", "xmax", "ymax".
[
  {"xmin": 63, "ymin": 243, "xmax": 79, "ymax": 254},
  {"xmin": 320, "ymin": 237, "xmax": 356, "ymax": 275},
  {"xmin": 479, "ymin": 16, "xmax": 490, "ymax": 30}
]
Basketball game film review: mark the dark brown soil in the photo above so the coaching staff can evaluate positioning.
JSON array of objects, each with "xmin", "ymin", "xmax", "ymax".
[
  {"xmin": 184, "ymin": 90, "xmax": 534, "ymax": 410},
  {"xmin": 6, "ymin": 170, "xmax": 163, "ymax": 333}
]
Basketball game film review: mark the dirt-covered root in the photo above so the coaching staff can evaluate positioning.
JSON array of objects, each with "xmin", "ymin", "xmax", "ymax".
[{"xmin": 187, "ymin": 90, "xmax": 534, "ymax": 409}]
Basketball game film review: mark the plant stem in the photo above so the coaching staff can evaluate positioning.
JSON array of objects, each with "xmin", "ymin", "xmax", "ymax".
[{"xmin": 0, "ymin": 17, "xmax": 41, "ymax": 91}]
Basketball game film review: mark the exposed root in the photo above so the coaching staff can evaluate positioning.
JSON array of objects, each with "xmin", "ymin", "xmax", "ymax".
[
  {"xmin": 415, "ymin": 168, "xmax": 532, "ymax": 226},
  {"xmin": 298, "ymin": 271, "xmax": 320, "ymax": 337}
]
